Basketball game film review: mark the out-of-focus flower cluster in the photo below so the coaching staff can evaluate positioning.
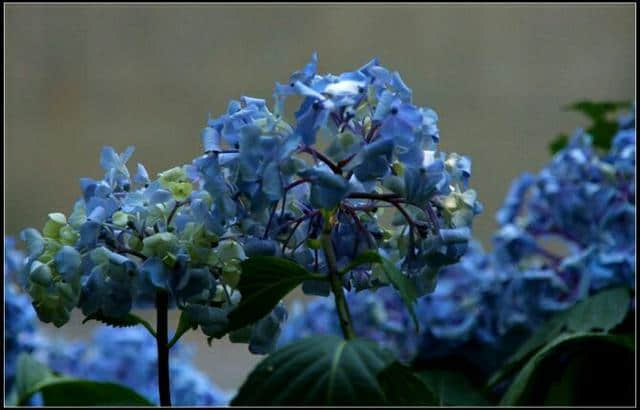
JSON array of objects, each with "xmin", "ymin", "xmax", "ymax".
[
  {"xmin": 279, "ymin": 109, "xmax": 635, "ymax": 373},
  {"xmin": 494, "ymin": 110, "xmax": 635, "ymax": 315},
  {"xmin": 17, "ymin": 53, "xmax": 481, "ymax": 351},
  {"xmin": 4, "ymin": 239, "xmax": 39, "ymax": 391},
  {"xmin": 32, "ymin": 327, "xmax": 232, "ymax": 406},
  {"xmin": 4, "ymin": 238, "xmax": 231, "ymax": 406}
]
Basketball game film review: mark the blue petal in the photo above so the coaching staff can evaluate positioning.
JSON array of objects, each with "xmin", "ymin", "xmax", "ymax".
[
  {"xmin": 249, "ymin": 303, "xmax": 288, "ymax": 354},
  {"xmin": 202, "ymin": 127, "xmax": 222, "ymax": 153},
  {"xmin": 79, "ymin": 221, "xmax": 101, "ymax": 250},
  {"xmin": 20, "ymin": 228, "xmax": 45, "ymax": 259},
  {"xmin": 141, "ymin": 257, "xmax": 169, "ymax": 290},
  {"xmin": 55, "ymin": 246, "xmax": 82, "ymax": 281}
]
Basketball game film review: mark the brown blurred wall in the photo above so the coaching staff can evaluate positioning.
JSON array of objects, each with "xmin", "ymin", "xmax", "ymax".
[{"xmin": 4, "ymin": 4, "xmax": 635, "ymax": 390}]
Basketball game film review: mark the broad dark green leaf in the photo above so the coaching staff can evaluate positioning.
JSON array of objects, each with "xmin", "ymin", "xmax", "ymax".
[
  {"xmin": 82, "ymin": 310, "xmax": 156, "ymax": 337},
  {"xmin": 15, "ymin": 353, "xmax": 53, "ymax": 400},
  {"xmin": 489, "ymin": 311, "xmax": 568, "ymax": 386},
  {"xmin": 489, "ymin": 287, "xmax": 631, "ymax": 386},
  {"xmin": 500, "ymin": 332, "xmax": 634, "ymax": 405},
  {"xmin": 419, "ymin": 368, "xmax": 492, "ymax": 406},
  {"xmin": 20, "ymin": 378, "xmax": 153, "ymax": 406},
  {"xmin": 377, "ymin": 362, "xmax": 438, "ymax": 405},
  {"xmin": 565, "ymin": 287, "xmax": 630, "ymax": 332},
  {"xmin": 228, "ymin": 325, "xmax": 253, "ymax": 343},
  {"xmin": 15, "ymin": 354, "xmax": 153, "ymax": 406},
  {"xmin": 228, "ymin": 256, "xmax": 319, "ymax": 331},
  {"xmin": 231, "ymin": 335, "xmax": 394, "ymax": 405}
]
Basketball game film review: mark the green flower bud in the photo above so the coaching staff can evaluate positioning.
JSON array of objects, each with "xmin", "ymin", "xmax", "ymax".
[
  {"xmin": 112, "ymin": 211, "xmax": 129, "ymax": 226},
  {"xmin": 59, "ymin": 225, "xmax": 79, "ymax": 246},
  {"xmin": 142, "ymin": 232, "xmax": 178, "ymax": 258},
  {"xmin": 30, "ymin": 261, "xmax": 53, "ymax": 287},
  {"xmin": 42, "ymin": 213, "xmax": 66, "ymax": 239}
]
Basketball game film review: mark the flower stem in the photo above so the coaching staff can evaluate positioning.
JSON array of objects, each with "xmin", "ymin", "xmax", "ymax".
[
  {"xmin": 321, "ymin": 219, "xmax": 356, "ymax": 340},
  {"xmin": 156, "ymin": 291, "xmax": 171, "ymax": 407}
]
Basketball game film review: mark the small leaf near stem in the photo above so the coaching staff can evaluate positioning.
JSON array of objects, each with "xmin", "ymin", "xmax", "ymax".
[
  {"xmin": 167, "ymin": 310, "xmax": 196, "ymax": 350},
  {"xmin": 82, "ymin": 312, "xmax": 157, "ymax": 338}
]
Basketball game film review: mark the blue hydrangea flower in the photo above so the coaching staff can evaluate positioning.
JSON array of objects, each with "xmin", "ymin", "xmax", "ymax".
[
  {"xmin": 495, "ymin": 110, "xmax": 636, "ymax": 298},
  {"xmin": 278, "ymin": 108, "xmax": 635, "ymax": 375},
  {"xmin": 17, "ymin": 53, "xmax": 481, "ymax": 355},
  {"xmin": 4, "ymin": 251, "xmax": 39, "ymax": 393}
]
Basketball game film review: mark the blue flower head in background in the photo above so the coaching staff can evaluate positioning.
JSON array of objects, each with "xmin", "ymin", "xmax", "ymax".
[
  {"xmin": 32, "ymin": 326, "xmax": 232, "ymax": 406},
  {"xmin": 4, "ymin": 238, "xmax": 39, "ymax": 392},
  {"xmin": 17, "ymin": 53, "xmax": 482, "ymax": 353},
  {"xmin": 494, "ymin": 110, "xmax": 635, "ymax": 313},
  {"xmin": 278, "ymin": 108, "xmax": 635, "ymax": 374}
]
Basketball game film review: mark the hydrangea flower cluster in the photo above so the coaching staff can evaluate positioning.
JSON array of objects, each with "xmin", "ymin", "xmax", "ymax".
[
  {"xmin": 4, "ymin": 238, "xmax": 231, "ymax": 406},
  {"xmin": 494, "ymin": 111, "xmax": 635, "ymax": 319},
  {"xmin": 4, "ymin": 239, "xmax": 39, "ymax": 391},
  {"xmin": 17, "ymin": 53, "xmax": 481, "ymax": 350},
  {"xmin": 279, "ymin": 109, "xmax": 635, "ymax": 373}
]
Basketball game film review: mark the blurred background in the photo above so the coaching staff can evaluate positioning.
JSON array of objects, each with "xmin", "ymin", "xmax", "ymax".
[{"xmin": 4, "ymin": 4, "xmax": 635, "ymax": 391}]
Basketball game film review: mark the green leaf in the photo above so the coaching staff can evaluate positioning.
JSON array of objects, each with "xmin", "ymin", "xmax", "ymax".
[
  {"xmin": 560, "ymin": 100, "xmax": 632, "ymax": 152},
  {"xmin": 565, "ymin": 287, "xmax": 630, "ymax": 332},
  {"xmin": 377, "ymin": 362, "xmax": 438, "ymax": 405},
  {"xmin": 338, "ymin": 250, "xmax": 382, "ymax": 276},
  {"xmin": 500, "ymin": 332, "xmax": 634, "ymax": 405},
  {"xmin": 82, "ymin": 311, "xmax": 156, "ymax": 338},
  {"xmin": 167, "ymin": 310, "xmax": 197, "ymax": 349},
  {"xmin": 418, "ymin": 368, "xmax": 492, "ymax": 406},
  {"xmin": 20, "ymin": 378, "xmax": 153, "ymax": 406},
  {"xmin": 549, "ymin": 133, "xmax": 569, "ymax": 154},
  {"xmin": 15, "ymin": 354, "xmax": 153, "ymax": 406},
  {"xmin": 589, "ymin": 120, "xmax": 620, "ymax": 150},
  {"xmin": 229, "ymin": 325, "xmax": 253, "ymax": 343},
  {"xmin": 565, "ymin": 100, "xmax": 631, "ymax": 121},
  {"xmin": 227, "ymin": 256, "xmax": 319, "ymax": 331},
  {"xmin": 379, "ymin": 256, "xmax": 420, "ymax": 331},
  {"xmin": 550, "ymin": 100, "xmax": 632, "ymax": 155},
  {"xmin": 231, "ymin": 335, "xmax": 394, "ymax": 405},
  {"xmin": 489, "ymin": 312, "xmax": 568, "ymax": 386},
  {"xmin": 489, "ymin": 287, "xmax": 630, "ymax": 386},
  {"xmin": 15, "ymin": 353, "xmax": 54, "ymax": 400},
  {"xmin": 336, "ymin": 251, "xmax": 420, "ymax": 331}
]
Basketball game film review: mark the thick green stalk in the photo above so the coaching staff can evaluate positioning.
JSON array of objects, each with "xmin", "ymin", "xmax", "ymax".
[
  {"xmin": 156, "ymin": 291, "xmax": 172, "ymax": 407},
  {"xmin": 321, "ymin": 222, "xmax": 356, "ymax": 340}
]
